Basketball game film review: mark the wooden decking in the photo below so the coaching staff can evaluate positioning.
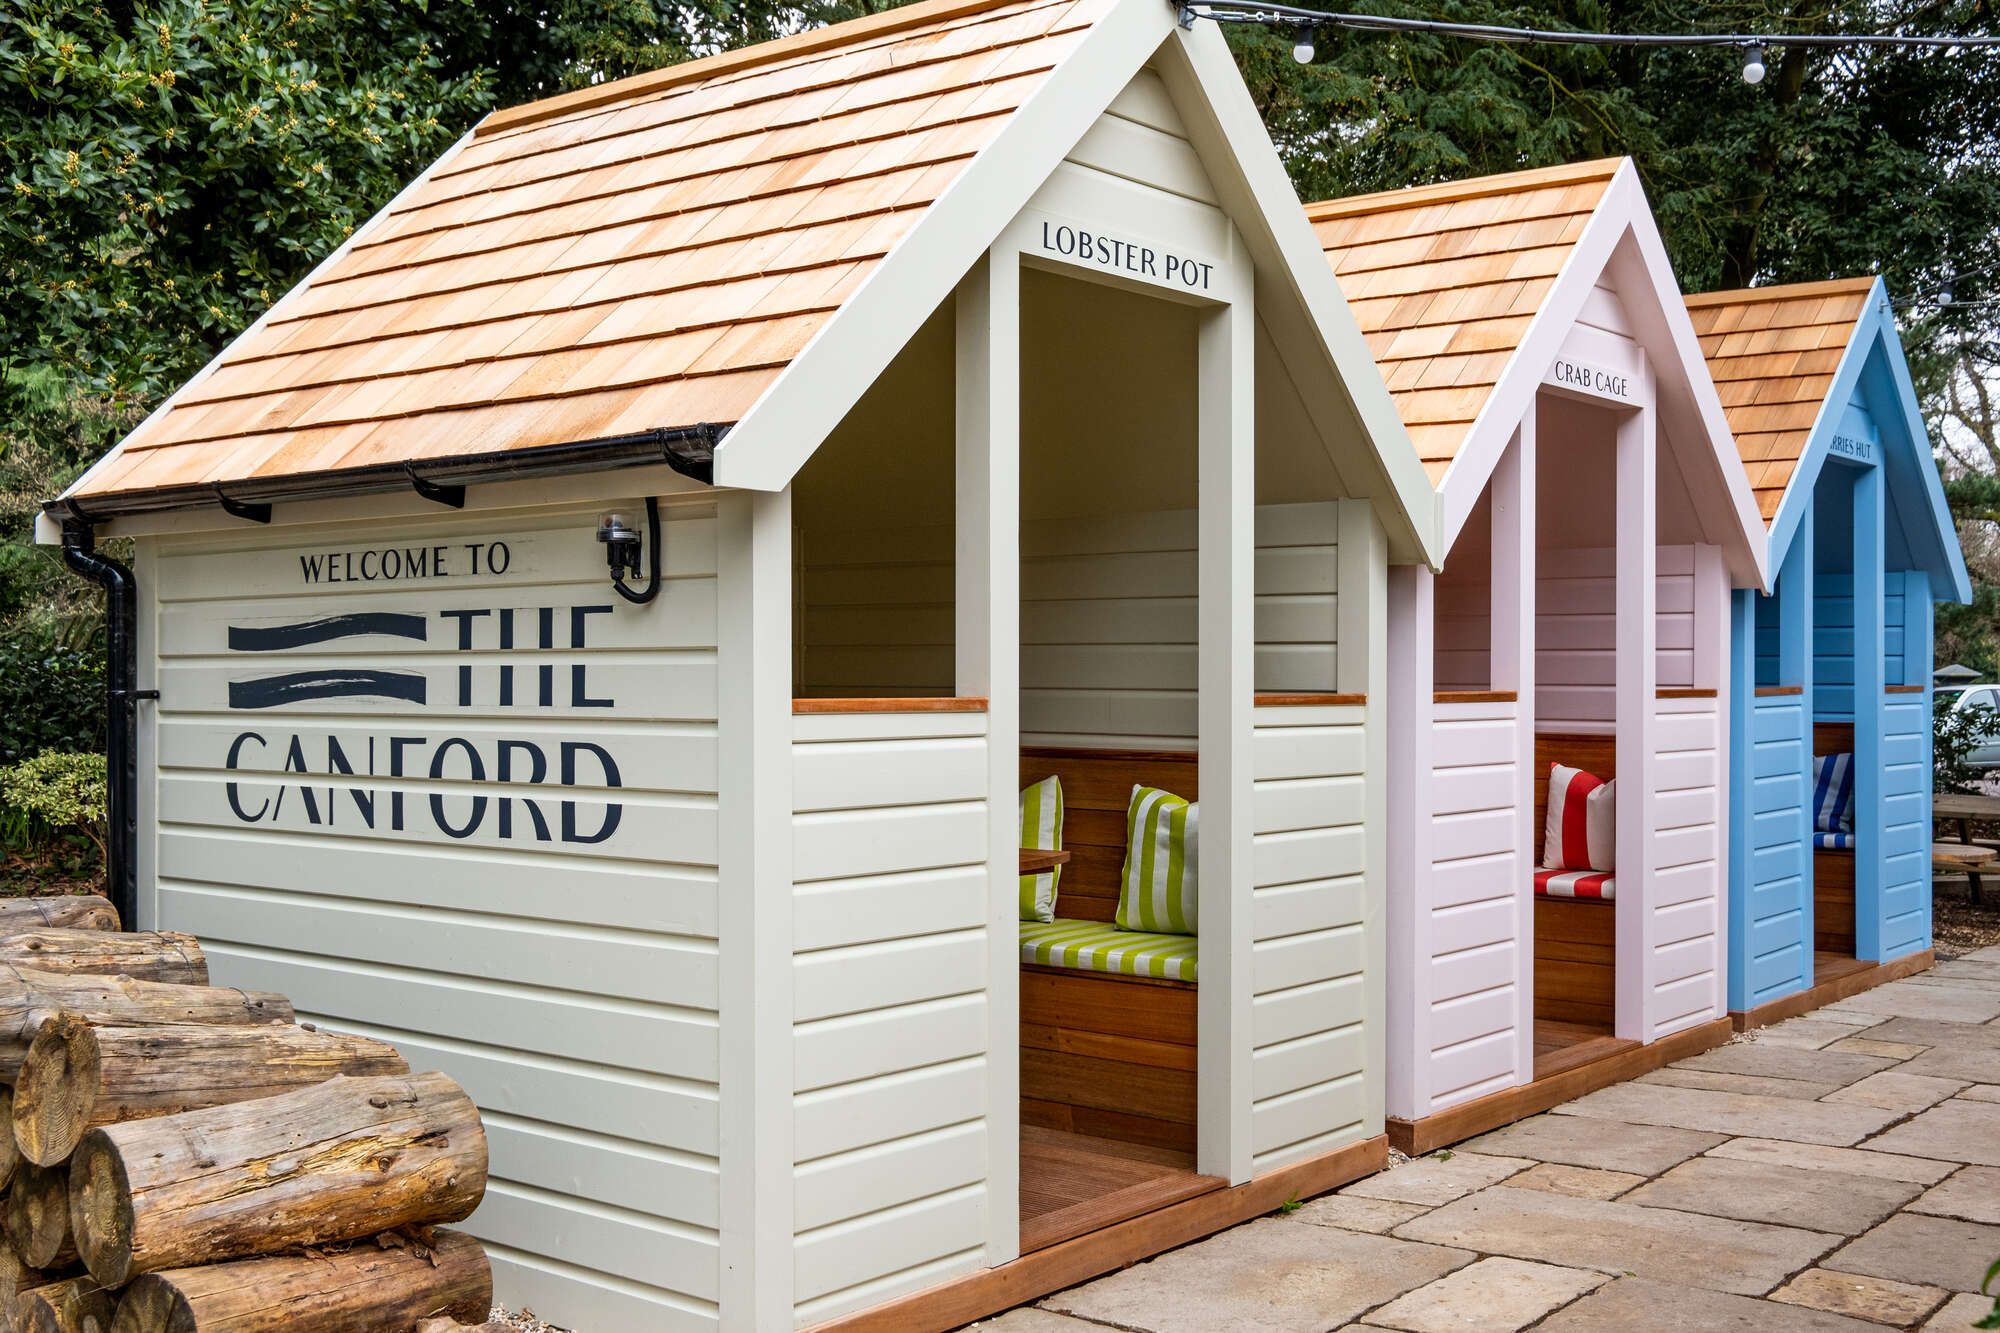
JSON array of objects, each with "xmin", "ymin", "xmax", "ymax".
[
  {"xmin": 1532, "ymin": 1018, "xmax": 1632, "ymax": 1081},
  {"xmin": 1730, "ymin": 949, "xmax": 1935, "ymax": 1032},
  {"xmin": 1019, "ymin": 1125, "xmax": 1222, "ymax": 1254}
]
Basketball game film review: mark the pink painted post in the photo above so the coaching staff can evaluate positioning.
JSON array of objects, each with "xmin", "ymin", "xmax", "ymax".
[
  {"xmin": 1384, "ymin": 565, "xmax": 1435, "ymax": 1119},
  {"xmin": 1613, "ymin": 393, "xmax": 1658, "ymax": 1043},
  {"xmin": 1696, "ymin": 542, "xmax": 1730, "ymax": 1024},
  {"xmin": 1489, "ymin": 419, "xmax": 1537, "ymax": 1087}
]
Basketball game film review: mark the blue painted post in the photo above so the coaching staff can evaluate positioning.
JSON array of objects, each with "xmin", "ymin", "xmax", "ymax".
[
  {"xmin": 1727, "ymin": 588, "xmax": 1757, "ymax": 1013},
  {"xmin": 1782, "ymin": 501, "xmax": 1815, "ymax": 981},
  {"xmin": 1852, "ymin": 464, "xmax": 1886, "ymax": 961}
]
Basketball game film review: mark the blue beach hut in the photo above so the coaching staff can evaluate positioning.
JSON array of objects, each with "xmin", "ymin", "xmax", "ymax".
[{"xmin": 1690, "ymin": 278, "xmax": 1972, "ymax": 1026}]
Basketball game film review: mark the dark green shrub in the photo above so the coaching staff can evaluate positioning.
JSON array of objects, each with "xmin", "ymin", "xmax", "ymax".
[{"xmin": 0, "ymin": 635, "xmax": 102, "ymax": 766}]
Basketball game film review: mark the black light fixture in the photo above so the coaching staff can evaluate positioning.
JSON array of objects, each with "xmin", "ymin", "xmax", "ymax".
[
  {"xmin": 598, "ymin": 497, "xmax": 661, "ymax": 604},
  {"xmin": 1293, "ymin": 24, "xmax": 1318, "ymax": 63},
  {"xmin": 1741, "ymin": 42, "xmax": 1767, "ymax": 84}
]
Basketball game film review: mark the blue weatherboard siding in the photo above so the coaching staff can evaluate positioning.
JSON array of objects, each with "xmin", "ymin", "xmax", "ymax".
[{"xmin": 1726, "ymin": 277, "xmax": 1968, "ymax": 1011}]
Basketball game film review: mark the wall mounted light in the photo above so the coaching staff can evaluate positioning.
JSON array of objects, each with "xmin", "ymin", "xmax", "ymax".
[{"xmin": 598, "ymin": 498, "xmax": 661, "ymax": 604}]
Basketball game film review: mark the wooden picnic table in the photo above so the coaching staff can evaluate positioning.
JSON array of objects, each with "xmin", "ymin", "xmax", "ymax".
[{"xmin": 1932, "ymin": 792, "xmax": 2000, "ymax": 904}]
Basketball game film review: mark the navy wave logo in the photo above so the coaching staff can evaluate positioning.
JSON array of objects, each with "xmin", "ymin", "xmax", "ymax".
[{"xmin": 227, "ymin": 613, "xmax": 428, "ymax": 709}]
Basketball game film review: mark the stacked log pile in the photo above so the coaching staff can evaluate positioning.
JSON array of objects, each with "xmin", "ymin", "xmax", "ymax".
[{"xmin": 0, "ymin": 897, "xmax": 494, "ymax": 1333}]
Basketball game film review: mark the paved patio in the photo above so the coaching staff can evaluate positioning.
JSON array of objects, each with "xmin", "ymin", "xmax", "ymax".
[{"xmin": 976, "ymin": 946, "xmax": 2000, "ymax": 1332}]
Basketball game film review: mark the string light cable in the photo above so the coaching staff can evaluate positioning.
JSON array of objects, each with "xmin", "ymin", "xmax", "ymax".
[{"xmin": 1178, "ymin": 3, "xmax": 2000, "ymax": 83}]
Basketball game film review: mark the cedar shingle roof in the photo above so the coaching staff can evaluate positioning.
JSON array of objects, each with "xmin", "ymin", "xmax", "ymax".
[
  {"xmin": 1305, "ymin": 159, "xmax": 1620, "ymax": 484},
  {"xmin": 1684, "ymin": 277, "xmax": 1876, "ymax": 521},
  {"xmin": 71, "ymin": 0, "xmax": 1107, "ymax": 501}
]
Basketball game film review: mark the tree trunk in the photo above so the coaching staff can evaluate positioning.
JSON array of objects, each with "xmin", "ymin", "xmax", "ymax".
[
  {"xmin": 15, "ymin": 1273, "xmax": 117, "ymax": 1333},
  {"xmin": 70, "ymin": 1073, "xmax": 486, "ymax": 1286},
  {"xmin": 110, "ymin": 1231, "xmax": 490, "ymax": 1333},
  {"xmin": 7, "ymin": 1163, "xmax": 77, "ymax": 1269},
  {"xmin": 0, "ymin": 970, "xmax": 291, "ymax": 1081},
  {"xmin": 0, "ymin": 902, "xmax": 118, "ymax": 936},
  {"xmin": 0, "ymin": 933, "xmax": 205, "ymax": 987},
  {"xmin": 15, "ymin": 1019, "xmax": 410, "ymax": 1167}
]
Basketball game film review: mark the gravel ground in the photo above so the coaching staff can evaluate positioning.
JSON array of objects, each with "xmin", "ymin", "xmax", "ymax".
[
  {"xmin": 490, "ymin": 1309, "xmax": 569, "ymax": 1332},
  {"xmin": 1932, "ymin": 872, "xmax": 2000, "ymax": 957}
]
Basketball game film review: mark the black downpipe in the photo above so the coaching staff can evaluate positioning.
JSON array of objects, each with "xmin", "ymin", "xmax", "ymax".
[{"xmin": 60, "ymin": 521, "xmax": 139, "ymax": 930}]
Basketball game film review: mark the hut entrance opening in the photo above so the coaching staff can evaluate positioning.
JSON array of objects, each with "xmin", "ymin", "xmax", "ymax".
[{"xmin": 1807, "ymin": 463, "xmax": 1868, "ymax": 982}]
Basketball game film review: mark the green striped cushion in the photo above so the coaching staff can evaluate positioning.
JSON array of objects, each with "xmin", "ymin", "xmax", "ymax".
[
  {"xmin": 1019, "ymin": 919, "xmax": 1198, "ymax": 982},
  {"xmin": 1116, "ymin": 784, "xmax": 1197, "ymax": 935},
  {"xmin": 1018, "ymin": 775, "xmax": 1063, "ymax": 922}
]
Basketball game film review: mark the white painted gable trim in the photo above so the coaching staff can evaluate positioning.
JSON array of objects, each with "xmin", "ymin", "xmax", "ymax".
[{"xmin": 1431, "ymin": 161, "xmax": 1769, "ymax": 590}]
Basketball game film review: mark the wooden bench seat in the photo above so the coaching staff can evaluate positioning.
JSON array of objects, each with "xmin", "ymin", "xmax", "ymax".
[
  {"xmin": 1532, "ymin": 732, "xmax": 1616, "ymax": 1030},
  {"xmin": 1811, "ymin": 721, "xmax": 1857, "ymax": 953},
  {"xmin": 1019, "ymin": 746, "xmax": 1198, "ymax": 1152}
]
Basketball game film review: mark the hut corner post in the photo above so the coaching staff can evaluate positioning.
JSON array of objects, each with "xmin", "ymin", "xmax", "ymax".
[
  {"xmin": 1382, "ymin": 565, "xmax": 1435, "ymax": 1122},
  {"xmin": 1726, "ymin": 588, "xmax": 1759, "ymax": 1014},
  {"xmin": 1196, "ymin": 278, "xmax": 1254, "ymax": 1187},
  {"xmin": 1491, "ymin": 418, "xmax": 1537, "ymax": 1088},
  {"xmin": 955, "ymin": 252, "xmax": 1023, "ymax": 1266},
  {"xmin": 1903, "ymin": 568, "xmax": 1935, "ymax": 954},
  {"xmin": 1613, "ymin": 396, "xmax": 1657, "ymax": 1043},
  {"xmin": 1338, "ymin": 496, "xmax": 1390, "ymax": 1138},
  {"xmin": 716, "ymin": 486, "xmax": 796, "ymax": 1328},
  {"xmin": 1851, "ymin": 464, "xmax": 1887, "ymax": 961}
]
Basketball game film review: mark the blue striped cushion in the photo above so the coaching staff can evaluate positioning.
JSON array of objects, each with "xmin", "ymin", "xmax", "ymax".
[
  {"xmin": 1812, "ymin": 752, "xmax": 1855, "ymax": 836},
  {"xmin": 1813, "ymin": 830, "xmax": 1855, "ymax": 851}
]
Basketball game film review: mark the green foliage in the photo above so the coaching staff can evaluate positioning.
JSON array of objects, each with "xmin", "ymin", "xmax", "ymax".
[
  {"xmin": 0, "ymin": 751, "xmax": 107, "ymax": 862},
  {"xmin": 0, "ymin": 637, "xmax": 104, "ymax": 768},
  {"xmin": 1935, "ymin": 695, "xmax": 1992, "ymax": 795},
  {"xmin": 1979, "ymin": 1257, "xmax": 2000, "ymax": 1330},
  {"xmin": 1274, "ymin": 1191, "xmax": 1303, "ymax": 1214}
]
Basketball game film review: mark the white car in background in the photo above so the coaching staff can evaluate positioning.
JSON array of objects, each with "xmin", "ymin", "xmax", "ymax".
[{"xmin": 1939, "ymin": 682, "xmax": 2000, "ymax": 771}]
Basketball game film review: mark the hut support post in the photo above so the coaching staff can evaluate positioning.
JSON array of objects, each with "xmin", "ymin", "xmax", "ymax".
[
  {"xmin": 1852, "ymin": 464, "xmax": 1887, "ymax": 961},
  {"xmin": 1338, "ymin": 498, "xmax": 1390, "ymax": 1135},
  {"xmin": 1197, "ymin": 288, "xmax": 1254, "ymax": 1186},
  {"xmin": 1613, "ymin": 398, "xmax": 1657, "ymax": 1042},
  {"xmin": 717, "ymin": 487, "xmax": 795, "ymax": 1329},
  {"xmin": 1901, "ymin": 568, "xmax": 1934, "ymax": 950},
  {"xmin": 1383, "ymin": 567, "xmax": 1435, "ymax": 1121},
  {"xmin": 1489, "ymin": 420, "xmax": 1536, "ymax": 1086},
  {"xmin": 956, "ymin": 253, "xmax": 1022, "ymax": 1266},
  {"xmin": 1726, "ymin": 588, "xmax": 1758, "ymax": 1012}
]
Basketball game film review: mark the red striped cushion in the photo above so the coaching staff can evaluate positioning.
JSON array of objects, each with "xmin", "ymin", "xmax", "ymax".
[
  {"xmin": 1542, "ymin": 762, "xmax": 1615, "ymax": 874},
  {"xmin": 1535, "ymin": 868, "xmax": 1616, "ymax": 900}
]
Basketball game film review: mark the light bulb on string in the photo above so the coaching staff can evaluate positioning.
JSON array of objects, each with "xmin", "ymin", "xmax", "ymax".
[
  {"xmin": 1742, "ymin": 43, "xmax": 1767, "ymax": 83},
  {"xmin": 1293, "ymin": 26, "xmax": 1316, "ymax": 63}
]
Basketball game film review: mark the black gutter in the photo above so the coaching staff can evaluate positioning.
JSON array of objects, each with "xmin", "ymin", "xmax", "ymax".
[
  {"xmin": 44, "ymin": 423, "xmax": 724, "ymax": 527},
  {"xmin": 59, "ymin": 521, "xmax": 142, "ymax": 929}
]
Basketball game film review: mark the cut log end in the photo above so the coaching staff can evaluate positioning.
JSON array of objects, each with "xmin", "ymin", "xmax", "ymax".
[
  {"xmin": 14, "ymin": 1015, "xmax": 101, "ymax": 1167},
  {"xmin": 0, "ymin": 1086, "xmax": 20, "ymax": 1193},
  {"xmin": 66, "ymin": 1138, "xmax": 131, "ymax": 1287},
  {"xmin": 17, "ymin": 1274, "xmax": 117, "ymax": 1333},
  {"xmin": 7, "ymin": 1162, "xmax": 78, "ymax": 1271}
]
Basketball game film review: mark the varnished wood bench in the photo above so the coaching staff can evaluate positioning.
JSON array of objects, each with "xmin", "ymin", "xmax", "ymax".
[
  {"xmin": 1813, "ymin": 721, "xmax": 1858, "ymax": 953},
  {"xmin": 1532, "ymin": 732, "xmax": 1615, "ymax": 1031},
  {"xmin": 1019, "ymin": 746, "xmax": 1197, "ymax": 1153}
]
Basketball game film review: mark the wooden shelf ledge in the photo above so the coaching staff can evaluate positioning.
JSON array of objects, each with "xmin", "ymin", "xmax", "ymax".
[
  {"xmin": 1886, "ymin": 684, "xmax": 1926, "ymax": 694},
  {"xmin": 1656, "ymin": 688, "xmax": 1717, "ymax": 699},
  {"xmin": 793, "ymin": 697, "xmax": 988, "ymax": 714},
  {"xmin": 1254, "ymin": 692, "xmax": 1366, "ymax": 707},
  {"xmin": 1435, "ymin": 690, "xmax": 1517, "ymax": 704},
  {"xmin": 1755, "ymin": 686, "xmax": 1804, "ymax": 697}
]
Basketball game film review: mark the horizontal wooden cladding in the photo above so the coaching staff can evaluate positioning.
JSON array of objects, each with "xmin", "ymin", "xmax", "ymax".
[
  {"xmin": 793, "ymin": 696, "xmax": 988, "ymax": 714},
  {"xmin": 1255, "ymin": 692, "xmax": 1366, "ymax": 707},
  {"xmin": 1656, "ymin": 688, "xmax": 1717, "ymax": 699},
  {"xmin": 1434, "ymin": 690, "xmax": 1516, "ymax": 704},
  {"xmin": 1885, "ymin": 684, "xmax": 1926, "ymax": 694},
  {"xmin": 1020, "ymin": 964, "xmax": 1196, "ymax": 1153},
  {"xmin": 1755, "ymin": 685, "xmax": 1804, "ymax": 697},
  {"xmin": 1020, "ymin": 746, "xmax": 1196, "ymax": 923},
  {"xmin": 1534, "ymin": 896, "xmax": 1615, "ymax": 1030}
]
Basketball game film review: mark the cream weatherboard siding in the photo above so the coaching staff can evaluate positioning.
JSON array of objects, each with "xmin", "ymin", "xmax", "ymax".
[
  {"xmin": 138, "ymin": 501, "xmax": 724, "ymax": 1330},
  {"xmin": 1648, "ymin": 692, "xmax": 1726, "ymax": 1038},
  {"xmin": 790, "ymin": 708, "xmax": 993, "ymax": 1325}
]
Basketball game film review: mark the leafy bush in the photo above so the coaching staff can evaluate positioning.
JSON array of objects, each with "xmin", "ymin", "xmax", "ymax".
[
  {"xmin": 1936, "ymin": 695, "xmax": 1994, "ymax": 795},
  {"xmin": 0, "ymin": 751, "xmax": 106, "ymax": 863},
  {"xmin": 0, "ymin": 634, "xmax": 102, "ymax": 766}
]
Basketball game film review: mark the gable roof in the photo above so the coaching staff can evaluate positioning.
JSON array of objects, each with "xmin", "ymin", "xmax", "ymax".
[
  {"xmin": 1687, "ymin": 276, "xmax": 1972, "ymax": 603},
  {"xmin": 60, "ymin": 0, "xmax": 1111, "ymax": 507},
  {"xmin": 1684, "ymin": 277, "xmax": 1874, "ymax": 520},
  {"xmin": 1305, "ymin": 159, "xmax": 1768, "ymax": 588},
  {"xmin": 1307, "ymin": 159, "xmax": 1619, "ymax": 484},
  {"xmin": 55, "ymin": 0, "xmax": 1441, "ymax": 569}
]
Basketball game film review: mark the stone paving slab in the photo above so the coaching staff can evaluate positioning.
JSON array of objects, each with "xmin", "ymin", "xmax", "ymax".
[
  {"xmin": 1677, "ymin": 1041, "xmax": 1895, "ymax": 1086},
  {"xmin": 1040, "ymin": 1219, "xmax": 1473, "ymax": 1332},
  {"xmin": 1856, "ymin": 1016, "xmax": 2000, "ymax": 1048},
  {"xmin": 1641, "ymin": 1067, "xmax": 1844, "ymax": 1100},
  {"xmin": 1458, "ymin": 1114, "xmax": 1724, "ymax": 1174},
  {"xmin": 1769, "ymin": 1268, "xmax": 1947, "ymax": 1326},
  {"xmin": 1703, "ymin": 1137, "xmax": 1958, "ymax": 1184},
  {"xmin": 1958, "ymin": 1082, "xmax": 2000, "ymax": 1103},
  {"xmin": 1922, "ymin": 1292, "xmax": 1997, "ymax": 1329},
  {"xmin": 1960, "ymin": 944, "xmax": 2000, "ymax": 963},
  {"xmin": 1339, "ymin": 1152, "xmax": 1533, "ymax": 1206},
  {"xmin": 1863, "ymin": 1098, "xmax": 2000, "ymax": 1166},
  {"xmin": 1824, "ymin": 986, "xmax": 2000, "ymax": 1024},
  {"xmin": 1503, "ymin": 1162, "xmax": 1644, "ymax": 1200},
  {"xmin": 1531, "ymin": 1276, "xmax": 1886, "ymax": 1331},
  {"xmin": 1620, "ymin": 1155, "xmax": 1921, "ymax": 1234},
  {"xmin": 1822, "ymin": 1212, "xmax": 2000, "ymax": 1294},
  {"xmin": 1361, "ymin": 1257, "xmax": 1608, "ymax": 1333},
  {"xmin": 1551, "ymin": 1081, "xmax": 1902, "ymax": 1145},
  {"xmin": 1821, "ymin": 1070, "xmax": 1969, "ymax": 1114},
  {"xmin": 1753, "ymin": 1019, "xmax": 1879, "ymax": 1049},
  {"xmin": 1932, "ymin": 958, "xmax": 2000, "ymax": 980},
  {"xmin": 1290, "ymin": 1194, "xmax": 1430, "ymax": 1234},
  {"xmin": 1391, "ymin": 1186, "xmax": 1840, "ymax": 1296},
  {"xmin": 1906, "ymin": 973, "xmax": 2000, "ymax": 994},
  {"xmin": 1828, "ymin": 1036, "xmax": 1932, "ymax": 1059},
  {"xmin": 1908, "ymin": 1165, "xmax": 2000, "ymax": 1224},
  {"xmin": 972, "ymin": 1311, "xmax": 1096, "ymax": 1331}
]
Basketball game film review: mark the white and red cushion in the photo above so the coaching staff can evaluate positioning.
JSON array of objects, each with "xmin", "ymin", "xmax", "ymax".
[
  {"xmin": 1535, "ymin": 867, "xmax": 1615, "ymax": 900},
  {"xmin": 1542, "ymin": 763, "xmax": 1615, "ymax": 874}
]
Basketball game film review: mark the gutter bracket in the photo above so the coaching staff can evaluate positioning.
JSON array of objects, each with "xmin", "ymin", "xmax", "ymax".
[
  {"xmin": 212, "ymin": 487, "xmax": 272, "ymax": 524},
  {"xmin": 406, "ymin": 464, "xmax": 466, "ymax": 509}
]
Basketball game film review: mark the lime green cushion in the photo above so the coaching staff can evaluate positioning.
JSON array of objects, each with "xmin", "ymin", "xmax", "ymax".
[
  {"xmin": 1020, "ymin": 918, "xmax": 1198, "ymax": 983},
  {"xmin": 1116, "ymin": 784, "xmax": 1197, "ymax": 935},
  {"xmin": 1019, "ymin": 774, "xmax": 1064, "ymax": 922}
]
